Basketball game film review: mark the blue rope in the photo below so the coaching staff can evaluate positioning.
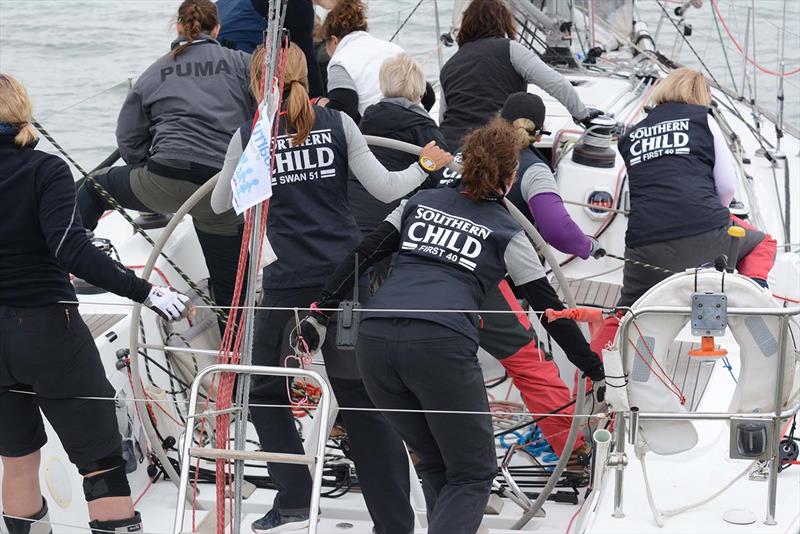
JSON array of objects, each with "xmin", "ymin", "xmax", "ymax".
[{"xmin": 721, "ymin": 356, "xmax": 738, "ymax": 383}]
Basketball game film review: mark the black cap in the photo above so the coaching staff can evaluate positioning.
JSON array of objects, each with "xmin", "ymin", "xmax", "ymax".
[{"xmin": 500, "ymin": 92, "xmax": 550, "ymax": 135}]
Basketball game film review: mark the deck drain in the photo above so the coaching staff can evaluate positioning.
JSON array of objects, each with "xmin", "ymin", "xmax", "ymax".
[
  {"xmin": 723, "ymin": 509, "xmax": 756, "ymax": 525},
  {"xmin": 336, "ymin": 523, "xmax": 354, "ymax": 529}
]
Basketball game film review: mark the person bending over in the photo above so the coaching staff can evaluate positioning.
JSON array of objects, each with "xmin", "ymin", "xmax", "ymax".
[
  {"xmin": 77, "ymin": 0, "xmax": 254, "ymax": 330},
  {"xmin": 0, "ymin": 74, "xmax": 190, "ymax": 534},
  {"xmin": 210, "ymin": 43, "xmax": 451, "ymax": 534},
  {"xmin": 297, "ymin": 119, "xmax": 604, "ymax": 533}
]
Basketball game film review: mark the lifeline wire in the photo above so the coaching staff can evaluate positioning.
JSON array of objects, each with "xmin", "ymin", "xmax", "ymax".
[
  {"xmin": 3, "ymin": 388, "xmax": 605, "ymax": 418},
  {"xmin": 31, "ymin": 120, "xmax": 225, "ymax": 321}
]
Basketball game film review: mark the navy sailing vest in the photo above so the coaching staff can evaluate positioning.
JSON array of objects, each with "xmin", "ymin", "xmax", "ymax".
[
  {"xmin": 242, "ymin": 107, "xmax": 357, "ymax": 289},
  {"xmin": 505, "ymin": 145, "xmax": 551, "ymax": 226},
  {"xmin": 439, "ymin": 38, "xmax": 526, "ymax": 150},
  {"xmin": 618, "ymin": 102, "xmax": 729, "ymax": 248},
  {"xmin": 365, "ymin": 187, "xmax": 523, "ymax": 342}
]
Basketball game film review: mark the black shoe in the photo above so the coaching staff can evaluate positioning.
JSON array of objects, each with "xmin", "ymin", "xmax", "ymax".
[{"xmin": 251, "ymin": 509, "xmax": 310, "ymax": 533}]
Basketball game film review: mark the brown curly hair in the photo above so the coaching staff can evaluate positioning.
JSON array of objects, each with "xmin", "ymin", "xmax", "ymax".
[
  {"xmin": 321, "ymin": 0, "xmax": 368, "ymax": 41},
  {"xmin": 173, "ymin": 0, "xmax": 219, "ymax": 59},
  {"xmin": 457, "ymin": 0, "xmax": 516, "ymax": 47},
  {"xmin": 460, "ymin": 118, "xmax": 524, "ymax": 201}
]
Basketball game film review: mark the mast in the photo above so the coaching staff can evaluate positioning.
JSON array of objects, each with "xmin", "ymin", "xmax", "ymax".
[{"xmin": 231, "ymin": 2, "xmax": 287, "ymax": 531}]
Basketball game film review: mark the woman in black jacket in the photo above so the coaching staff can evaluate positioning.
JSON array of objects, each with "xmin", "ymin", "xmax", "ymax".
[
  {"xmin": 0, "ymin": 74, "xmax": 190, "ymax": 534},
  {"xmin": 297, "ymin": 119, "xmax": 605, "ymax": 533},
  {"xmin": 439, "ymin": 0, "xmax": 597, "ymax": 150}
]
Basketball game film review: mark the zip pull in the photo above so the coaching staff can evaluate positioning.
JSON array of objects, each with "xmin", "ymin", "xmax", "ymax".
[{"xmin": 65, "ymin": 307, "xmax": 71, "ymax": 328}]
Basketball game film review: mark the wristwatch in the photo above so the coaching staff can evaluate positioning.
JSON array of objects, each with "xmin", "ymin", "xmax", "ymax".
[{"xmin": 419, "ymin": 155, "xmax": 437, "ymax": 172}]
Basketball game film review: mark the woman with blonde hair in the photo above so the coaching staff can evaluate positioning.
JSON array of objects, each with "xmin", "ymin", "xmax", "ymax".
[
  {"xmin": 614, "ymin": 67, "xmax": 775, "ymax": 311},
  {"xmin": 211, "ymin": 43, "xmax": 450, "ymax": 533},
  {"xmin": 349, "ymin": 54, "xmax": 449, "ymax": 246},
  {"xmin": 0, "ymin": 74, "xmax": 190, "ymax": 534},
  {"xmin": 295, "ymin": 118, "xmax": 604, "ymax": 533}
]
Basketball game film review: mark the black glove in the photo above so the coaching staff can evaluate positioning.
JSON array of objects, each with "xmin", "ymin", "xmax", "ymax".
[
  {"xmin": 576, "ymin": 107, "xmax": 603, "ymax": 129},
  {"xmin": 589, "ymin": 237, "xmax": 606, "ymax": 259},
  {"xmin": 593, "ymin": 379, "xmax": 606, "ymax": 403},
  {"xmin": 290, "ymin": 305, "xmax": 329, "ymax": 354}
]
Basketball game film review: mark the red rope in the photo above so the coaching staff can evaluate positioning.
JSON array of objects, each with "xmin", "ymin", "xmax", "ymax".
[
  {"xmin": 773, "ymin": 293, "xmax": 800, "ymax": 304},
  {"xmin": 710, "ymin": 0, "xmax": 800, "ymax": 77},
  {"xmin": 628, "ymin": 320, "xmax": 687, "ymax": 405},
  {"xmin": 203, "ymin": 36, "xmax": 290, "ymax": 533}
]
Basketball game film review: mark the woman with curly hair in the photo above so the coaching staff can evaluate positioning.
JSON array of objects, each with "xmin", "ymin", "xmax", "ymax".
[
  {"xmin": 296, "ymin": 118, "xmax": 604, "ymax": 533},
  {"xmin": 439, "ymin": 0, "xmax": 598, "ymax": 149},
  {"xmin": 320, "ymin": 0, "xmax": 435, "ymax": 122}
]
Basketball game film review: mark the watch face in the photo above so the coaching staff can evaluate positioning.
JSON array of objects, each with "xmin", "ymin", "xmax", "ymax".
[{"xmin": 420, "ymin": 156, "xmax": 436, "ymax": 171}]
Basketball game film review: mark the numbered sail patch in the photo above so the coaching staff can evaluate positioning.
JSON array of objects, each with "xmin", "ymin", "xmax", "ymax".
[
  {"xmin": 628, "ymin": 118, "xmax": 691, "ymax": 166},
  {"xmin": 401, "ymin": 205, "xmax": 492, "ymax": 271}
]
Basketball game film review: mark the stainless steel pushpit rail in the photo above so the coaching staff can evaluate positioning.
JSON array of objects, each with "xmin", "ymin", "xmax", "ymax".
[
  {"xmin": 172, "ymin": 364, "xmax": 332, "ymax": 534},
  {"xmin": 610, "ymin": 305, "xmax": 800, "ymax": 526}
]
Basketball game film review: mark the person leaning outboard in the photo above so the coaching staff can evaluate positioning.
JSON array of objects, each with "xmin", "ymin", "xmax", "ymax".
[
  {"xmin": 76, "ymin": 0, "xmax": 254, "ymax": 328},
  {"xmin": 438, "ymin": 0, "xmax": 599, "ymax": 150},
  {"xmin": 0, "ymin": 74, "xmax": 190, "ymax": 534},
  {"xmin": 296, "ymin": 119, "xmax": 604, "ymax": 533},
  {"xmin": 210, "ymin": 43, "xmax": 451, "ymax": 534},
  {"xmin": 319, "ymin": 0, "xmax": 435, "ymax": 122}
]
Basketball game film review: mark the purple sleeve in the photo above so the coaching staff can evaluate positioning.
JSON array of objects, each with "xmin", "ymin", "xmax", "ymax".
[{"xmin": 528, "ymin": 192, "xmax": 592, "ymax": 259}]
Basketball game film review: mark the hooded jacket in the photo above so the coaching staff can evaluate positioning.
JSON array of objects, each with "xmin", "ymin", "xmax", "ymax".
[{"xmin": 348, "ymin": 97, "xmax": 448, "ymax": 234}]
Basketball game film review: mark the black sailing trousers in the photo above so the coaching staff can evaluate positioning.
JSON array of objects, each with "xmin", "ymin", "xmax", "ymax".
[
  {"xmin": 356, "ymin": 318, "xmax": 497, "ymax": 534},
  {"xmin": 0, "ymin": 305, "xmax": 121, "ymax": 466},
  {"xmin": 248, "ymin": 285, "xmax": 413, "ymax": 534}
]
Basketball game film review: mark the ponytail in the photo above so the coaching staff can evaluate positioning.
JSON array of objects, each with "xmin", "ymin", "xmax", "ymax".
[
  {"xmin": 0, "ymin": 74, "xmax": 38, "ymax": 148},
  {"xmin": 286, "ymin": 80, "xmax": 314, "ymax": 146},
  {"xmin": 174, "ymin": 0, "xmax": 219, "ymax": 59},
  {"xmin": 283, "ymin": 43, "xmax": 315, "ymax": 146}
]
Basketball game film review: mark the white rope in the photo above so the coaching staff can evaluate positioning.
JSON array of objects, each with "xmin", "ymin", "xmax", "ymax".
[
  {"xmin": 0, "ymin": 513, "xmax": 158, "ymax": 534},
  {"xmin": 58, "ymin": 300, "xmax": 618, "ymax": 315},
  {"xmin": 4, "ymin": 388, "xmax": 604, "ymax": 418},
  {"xmin": 638, "ymin": 446, "xmax": 756, "ymax": 526}
]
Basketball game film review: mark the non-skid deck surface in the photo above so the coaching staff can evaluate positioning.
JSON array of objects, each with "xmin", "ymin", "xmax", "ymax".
[
  {"xmin": 81, "ymin": 313, "xmax": 126, "ymax": 338},
  {"xmin": 551, "ymin": 278, "xmax": 622, "ymax": 309}
]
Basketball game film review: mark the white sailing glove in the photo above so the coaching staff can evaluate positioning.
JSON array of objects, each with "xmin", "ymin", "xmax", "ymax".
[{"xmin": 144, "ymin": 286, "xmax": 192, "ymax": 322}]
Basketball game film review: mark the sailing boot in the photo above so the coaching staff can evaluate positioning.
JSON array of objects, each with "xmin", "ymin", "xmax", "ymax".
[
  {"xmin": 88, "ymin": 511, "xmax": 143, "ymax": 533},
  {"xmin": 2, "ymin": 498, "xmax": 52, "ymax": 534}
]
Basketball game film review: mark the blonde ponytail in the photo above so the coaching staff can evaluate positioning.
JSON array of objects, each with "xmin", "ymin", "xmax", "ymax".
[
  {"xmin": 0, "ymin": 74, "xmax": 38, "ymax": 148},
  {"xmin": 283, "ymin": 43, "xmax": 314, "ymax": 147}
]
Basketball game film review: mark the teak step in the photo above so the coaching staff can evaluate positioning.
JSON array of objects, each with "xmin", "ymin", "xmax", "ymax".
[{"xmin": 189, "ymin": 447, "xmax": 316, "ymax": 465}]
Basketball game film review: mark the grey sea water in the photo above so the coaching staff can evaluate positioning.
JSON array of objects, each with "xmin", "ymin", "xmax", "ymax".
[{"xmin": 0, "ymin": 0, "xmax": 797, "ymax": 171}]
